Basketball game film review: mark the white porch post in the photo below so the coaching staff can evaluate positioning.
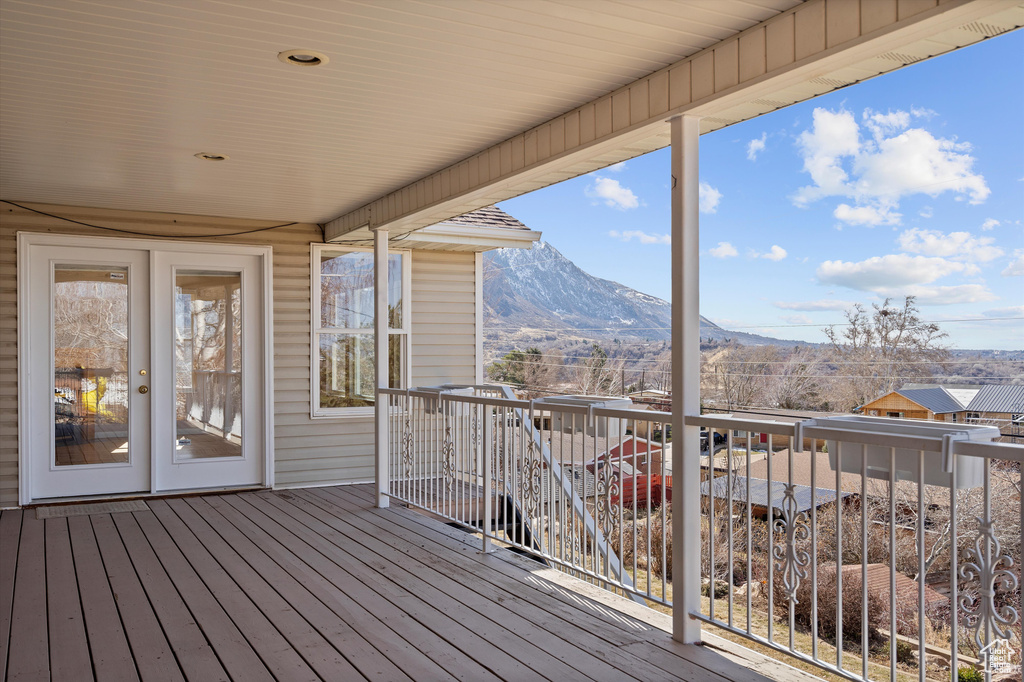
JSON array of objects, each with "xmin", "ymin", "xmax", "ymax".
[
  {"xmin": 373, "ymin": 227, "xmax": 390, "ymax": 509},
  {"xmin": 670, "ymin": 114, "xmax": 702, "ymax": 644}
]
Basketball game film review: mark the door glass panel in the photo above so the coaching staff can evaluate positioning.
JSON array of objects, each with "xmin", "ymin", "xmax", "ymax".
[
  {"xmin": 174, "ymin": 271, "xmax": 242, "ymax": 459},
  {"xmin": 53, "ymin": 266, "xmax": 130, "ymax": 466}
]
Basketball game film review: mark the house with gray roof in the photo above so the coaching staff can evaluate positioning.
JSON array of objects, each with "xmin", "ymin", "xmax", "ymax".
[{"xmin": 859, "ymin": 383, "xmax": 1024, "ymax": 442}]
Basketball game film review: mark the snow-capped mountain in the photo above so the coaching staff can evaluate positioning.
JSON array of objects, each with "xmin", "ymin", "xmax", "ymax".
[{"xmin": 483, "ymin": 241, "xmax": 800, "ymax": 350}]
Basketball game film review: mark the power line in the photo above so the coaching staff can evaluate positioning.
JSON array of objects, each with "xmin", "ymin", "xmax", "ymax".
[
  {"xmin": 485, "ymin": 316, "xmax": 1024, "ymax": 333},
  {"xmin": 486, "ymin": 354, "xmax": 1023, "ymax": 366}
]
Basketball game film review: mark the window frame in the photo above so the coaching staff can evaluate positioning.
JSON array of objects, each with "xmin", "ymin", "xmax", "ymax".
[{"xmin": 310, "ymin": 244, "xmax": 411, "ymax": 418}]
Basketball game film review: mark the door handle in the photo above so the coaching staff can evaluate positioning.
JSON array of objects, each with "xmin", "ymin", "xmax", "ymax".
[{"xmin": 139, "ymin": 385, "xmax": 149, "ymax": 394}]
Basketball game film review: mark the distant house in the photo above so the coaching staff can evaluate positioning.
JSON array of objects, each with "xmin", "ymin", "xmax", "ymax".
[
  {"xmin": 858, "ymin": 386, "xmax": 967, "ymax": 421},
  {"xmin": 859, "ymin": 384, "xmax": 1024, "ymax": 442},
  {"xmin": 700, "ymin": 474, "xmax": 852, "ymax": 519}
]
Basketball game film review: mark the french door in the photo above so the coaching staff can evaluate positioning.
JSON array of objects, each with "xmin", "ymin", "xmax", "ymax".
[{"xmin": 21, "ymin": 235, "xmax": 270, "ymax": 502}]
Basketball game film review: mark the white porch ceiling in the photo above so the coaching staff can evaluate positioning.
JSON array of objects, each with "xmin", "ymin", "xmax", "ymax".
[{"xmin": 0, "ymin": 0, "xmax": 800, "ymax": 224}]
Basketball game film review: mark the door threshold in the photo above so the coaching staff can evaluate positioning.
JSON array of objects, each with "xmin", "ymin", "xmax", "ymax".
[{"xmin": 26, "ymin": 485, "xmax": 269, "ymax": 509}]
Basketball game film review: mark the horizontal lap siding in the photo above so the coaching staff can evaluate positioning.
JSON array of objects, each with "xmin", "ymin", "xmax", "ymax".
[
  {"xmin": 411, "ymin": 252, "xmax": 477, "ymax": 388},
  {"xmin": 0, "ymin": 205, "xmax": 479, "ymax": 505}
]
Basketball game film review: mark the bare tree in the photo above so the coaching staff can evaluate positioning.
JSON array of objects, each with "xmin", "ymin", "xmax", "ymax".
[
  {"xmin": 566, "ymin": 343, "xmax": 619, "ymax": 395},
  {"xmin": 824, "ymin": 297, "xmax": 949, "ymax": 411}
]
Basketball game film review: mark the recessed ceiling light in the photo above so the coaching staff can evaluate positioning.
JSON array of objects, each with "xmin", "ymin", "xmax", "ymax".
[
  {"xmin": 278, "ymin": 49, "xmax": 329, "ymax": 66},
  {"xmin": 195, "ymin": 152, "xmax": 229, "ymax": 161}
]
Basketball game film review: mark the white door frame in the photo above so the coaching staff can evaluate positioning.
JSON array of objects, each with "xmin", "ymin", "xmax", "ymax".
[{"xmin": 18, "ymin": 232, "xmax": 275, "ymax": 505}]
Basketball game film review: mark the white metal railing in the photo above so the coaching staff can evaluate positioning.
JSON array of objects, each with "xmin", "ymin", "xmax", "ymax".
[
  {"xmin": 379, "ymin": 388, "xmax": 1022, "ymax": 681},
  {"xmin": 382, "ymin": 385, "xmax": 673, "ymax": 605},
  {"xmin": 689, "ymin": 413, "xmax": 1022, "ymax": 682}
]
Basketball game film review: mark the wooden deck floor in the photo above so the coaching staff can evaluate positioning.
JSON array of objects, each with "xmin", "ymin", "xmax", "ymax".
[{"xmin": 1, "ymin": 484, "xmax": 820, "ymax": 682}]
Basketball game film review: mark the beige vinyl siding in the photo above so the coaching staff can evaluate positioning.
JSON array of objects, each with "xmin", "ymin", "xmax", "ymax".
[
  {"xmin": 0, "ymin": 203, "xmax": 480, "ymax": 506},
  {"xmin": 410, "ymin": 251, "xmax": 477, "ymax": 388}
]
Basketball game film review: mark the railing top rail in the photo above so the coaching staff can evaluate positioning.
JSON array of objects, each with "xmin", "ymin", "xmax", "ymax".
[
  {"xmin": 954, "ymin": 438, "xmax": 1024, "ymax": 463},
  {"xmin": 687, "ymin": 414, "xmax": 797, "ymax": 437}
]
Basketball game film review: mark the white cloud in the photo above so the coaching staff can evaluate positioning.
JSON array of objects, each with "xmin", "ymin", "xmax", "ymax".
[
  {"xmin": 816, "ymin": 254, "xmax": 997, "ymax": 304},
  {"xmin": 774, "ymin": 299, "xmax": 856, "ymax": 312},
  {"xmin": 762, "ymin": 245, "xmax": 788, "ymax": 261},
  {"xmin": 782, "ymin": 314, "xmax": 813, "ymax": 325},
  {"xmin": 919, "ymin": 206, "xmax": 933, "ymax": 218},
  {"xmin": 834, "ymin": 203, "xmax": 901, "ymax": 226},
  {"xmin": 903, "ymin": 285, "xmax": 997, "ymax": 306},
  {"xmin": 606, "ymin": 161, "xmax": 627, "ymax": 173},
  {"xmin": 585, "ymin": 176, "xmax": 639, "ymax": 210},
  {"xmin": 792, "ymin": 107, "xmax": 989, "ymax": 226},
  {"xmin": 747, "ymin": 133, "xmax": 767, "ymax": 161},
  {"xmin": 699, "ymin": 182, "xmax": 722, "ymax": 213},
  {"xmin": 608, "ymin": 229, "xmax": 670, "ymax": 245},
  {"xmin": 862, "ymin": 108, "xmax": 911, "ymax": 140},
  {"xmin": 1003, "ymin": 250, "xmax": 1024, "ymax": 276},
  {"xmin": 981, "ymin": 218, "xmax": 1000, "ymax": 231},
  {"xmin": 982, "ymin": 306, "xmax": 1024, "ymax": 319},
  {"xmin": 793, "ymin": 108, "xmax": 861, "ymax": 205},
  {"xmin": 897, "ymin": 227, "xmax": 1003, "ymax": 262},
  {"xmin": 709, "ymin": 241, "xmax": 738, "ymax": 258},
  {"xmin": 817, "ymin": 254, "xmax": 969, "ymax": 289}
]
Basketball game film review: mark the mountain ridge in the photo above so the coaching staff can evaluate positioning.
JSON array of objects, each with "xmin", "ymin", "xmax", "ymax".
[{"xmin": 483, "ymin": 241, "xmax": 810, "ymax": 354}]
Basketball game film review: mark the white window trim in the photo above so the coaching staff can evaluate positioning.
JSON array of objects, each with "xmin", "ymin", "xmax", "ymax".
[{"xmin": 310, "ymin": 243, "xmax": 411, "ymax": 419}]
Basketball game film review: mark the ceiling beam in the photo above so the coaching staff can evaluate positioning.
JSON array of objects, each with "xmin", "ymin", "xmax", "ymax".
[{"xmin": 326, "ymin": 0, "xmax": 1021, "ymax": 240}]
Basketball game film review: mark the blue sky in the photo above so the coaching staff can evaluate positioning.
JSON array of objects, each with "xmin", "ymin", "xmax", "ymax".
[{"xmin": 499, "ymin": 30, "xmax": 1023, "ymax": 351}]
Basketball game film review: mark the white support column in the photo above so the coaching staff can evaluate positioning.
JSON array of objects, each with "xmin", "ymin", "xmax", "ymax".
[
  {"xmin": 670, "ymin": 114, "xmax": 702, "ymax": 644},
  {"xmin": 374, "ymin": 228, "xmax": 390, "ymax": 509}
]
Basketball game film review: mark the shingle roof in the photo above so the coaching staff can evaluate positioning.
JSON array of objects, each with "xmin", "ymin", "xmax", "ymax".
[
  {"xmin": 444, "ymin": 206, "xmax": 530, "ymax": 230},
  {"xmin": 895, "ymin": 387, "xmax": 965, "ymax": 414},
  {"xmin": 700, "ymin": 475, "xmax": 852, "ymax": 513},
  {"xmin": 965, "ymin": 384, "xmax": 1024, "ymax": 414}
]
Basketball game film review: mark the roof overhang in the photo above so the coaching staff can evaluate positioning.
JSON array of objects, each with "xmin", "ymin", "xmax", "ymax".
[
  {"xmin": 333, "ymin": 220, "xmax": 541, "ymax": 252},
  {"xmin": 1, "ymin": 1, "xmax": 1020, "ymax": 235},
  {"xmin": 326, "ymin": 0, "xmax": 1024, "ymax": 239}
]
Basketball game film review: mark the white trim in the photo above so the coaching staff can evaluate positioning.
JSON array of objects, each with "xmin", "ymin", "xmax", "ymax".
[
  {"xmin": 17, "ymin": 233, "xmax": 31, "ymax": 506},
  {"xmin": 475, "ymin": 251, "xmax": 484, "ymax": 384},
  {"xmin": 670, "ymin": 115, "xmax": 702, "ymax": 644},
  {"xmin": 16, "ymin": 231, "xmax": 274, "ymax": 505},
  {"xmin": 331, "ymin": 222, "xmax": 540, "ymax": 252},
  {"xmin": 373, "ymin": 228, "xmax": 390, "ymax": 508},
  {"xmin": 310, "ymin": 243, "xmax": 411, "ymax": 418}
]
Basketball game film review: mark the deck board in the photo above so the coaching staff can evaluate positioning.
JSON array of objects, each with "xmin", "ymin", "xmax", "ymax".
[
  {"xmin": 67, "ymin": 514, "xmax": 139, "ymax": 682},
  {"xmin": 131, "ymin": 508, "xmax": 273, "ymax": 682},
  {"xmin": 296, "ymin": 487, "xmax": 674, "ymax": 682},
  {"xmin": 181, "ymin": 495, "xmax": 415, "ymax": 682},
  {"xmin": 3, "ymin": 484, "xmax": 818, "ymax": 682},
  {"xmin": 146, "ymin": 499, "xmax": 320, "ymax": 682},
  {"xmin": 44, "ymin": 518, "xmax": 93, "ymax": 682},
  {"xmin": 7, "ymin": 512, "xmax": 48, "ymax": 682},
  {"xmin": 110, "ymin": 512, "xmax": 229, "ymax": 682},
  {"xmin": 0, "ymin": 510, "xmax": 23, "ymax": 682},
  {"xmin": 266, "ymin": 489, "xmax": 599, "ymax": 681},
  {"xmin": 213, "ymin": 493, "xmax": 477, "ymax": 680}
]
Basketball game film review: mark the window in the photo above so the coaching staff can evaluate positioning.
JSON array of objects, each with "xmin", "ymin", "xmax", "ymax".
[
  {"xmin": 966, "ymin": 412, "xmax": 981, "ymax": 423},
  {"xmin": 312, "ymin": 246, "xmax": 409, "ymax": 416}
]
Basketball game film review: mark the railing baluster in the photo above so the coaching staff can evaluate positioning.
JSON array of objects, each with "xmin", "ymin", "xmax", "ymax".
[
  {"xmin": 888, "ymin": 447, "xmax": 896, "ymax": 682},
  {"xmin": 810, "ymin": 437, "xmax": 818, "ymax": 663},
  {"xmin": 918, "ymin": 450, "xmax": 926, "ymax": 682},
  {"xmin": 836, "ymin": 439, "xmax": 843, "ymax": 672},
  {"xmin": 765, "ymin": 431, "xmax": 772, "ymax": 644},
  {"xmin": 861, "ymin": 442, "xmax": 868, "ymax": 682}
]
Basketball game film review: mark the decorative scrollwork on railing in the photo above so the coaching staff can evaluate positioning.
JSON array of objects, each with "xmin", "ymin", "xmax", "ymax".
[
  {"xmin": 401, "ymin": 414, "xmax": 415, "ymax": 478},
  {"xmin": 521, "ymin": 437, "xmax": 543, "ymax": 518},
  {"xmin": 469, "ymin": 411, "xmax": 480, "ymax": 463},
  {"xmin": 595, "ymin": 464, "xmax": 620, "ymax": 536},
  {"xmin": 772, "ymin": 483, "xmax": 811, "ymax": 605},
  {"xmin": 441, "ymin": 423, "xmax": 456, "ymax": 493},
  {"xmin": 959, "ymin": 518, "xmax": 1020, "ymax": 657}
]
